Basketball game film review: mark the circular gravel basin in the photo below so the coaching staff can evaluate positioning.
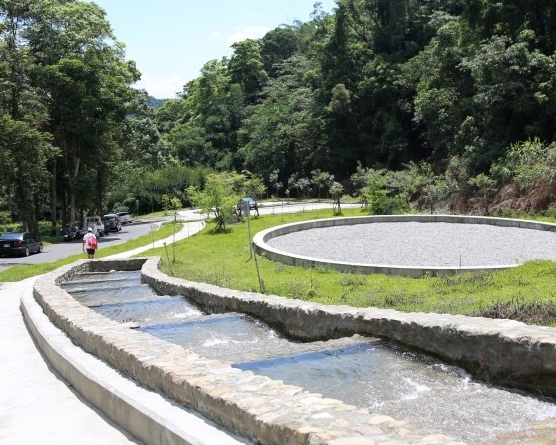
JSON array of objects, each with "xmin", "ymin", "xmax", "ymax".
[{"xmin": 266, "ymin": 221, "xmax": 556, "ymax": 268}]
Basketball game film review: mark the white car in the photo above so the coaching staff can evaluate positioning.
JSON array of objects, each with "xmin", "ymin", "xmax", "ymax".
[
  {"xmin": 85, "ymin": 216, "xmax": 105, "ymax": 237},
  {"xmin": 116, "ymin": 212, "xmax": 133, "ymax": 224}
]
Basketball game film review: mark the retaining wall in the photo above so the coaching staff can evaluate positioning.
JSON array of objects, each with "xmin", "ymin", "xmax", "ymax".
[
  {"xmin": 252, "ymin": 214, "xmax": 556, "ymax": 277},
  {"xmin": 32, "ymin": 257, "xmax": 556, "ymax": 444}
]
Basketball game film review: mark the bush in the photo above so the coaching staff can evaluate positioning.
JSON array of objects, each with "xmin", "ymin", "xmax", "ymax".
[
  {"xmin": 0, "ymin": 222, "xmax": 21, "ymax": 233},
  {"xmin": 544, "ymin": 204, "xmax": 556, "ymax": 219},
  {"xmin": 369, "ymin": 193, "xmax": 410, "ymax": 215},
  {"xmin": 0, "ymin": 211, "xmax": 11, "ymax": 225}
]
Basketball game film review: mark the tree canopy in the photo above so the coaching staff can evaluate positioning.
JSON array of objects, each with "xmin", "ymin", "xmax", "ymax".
[
  {"xmin": 153, "ymin": 0, "xmax": 556, "ymax": 212},
  {"xmin": 4, "ymin": 0, "xmax": 556, "ymax": 233}
]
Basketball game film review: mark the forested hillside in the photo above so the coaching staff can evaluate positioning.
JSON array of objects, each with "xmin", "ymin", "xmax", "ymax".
[
  {"xmin": 2, "ymin": 0, "xmax": 556, "ymax": 235},
  {"xmin": 156, "ymin": 0, "xmax": 556, "ymax": 214},
  {"xmin": 147, "ymin": 96, "xmax": 169, "ymax": 110}
]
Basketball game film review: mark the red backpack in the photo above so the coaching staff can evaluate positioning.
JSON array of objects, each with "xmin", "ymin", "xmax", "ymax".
[{"xmin": 87, "ymin": 235, "xmax": 98, "ymax": 249}]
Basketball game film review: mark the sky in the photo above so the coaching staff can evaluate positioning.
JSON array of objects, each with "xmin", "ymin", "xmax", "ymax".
[{"xmin": 92, "ymin": 0, "xmax": 338, "ymax": 99}]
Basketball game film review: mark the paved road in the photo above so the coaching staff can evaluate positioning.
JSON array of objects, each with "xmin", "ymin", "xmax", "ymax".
[
  {"xmin": 0, "ymin": 202, "xmax": 356, "ymax": 273},
  {"xmin": 0, "ymin": 220, "xmax": 164, "ymax": 273}
]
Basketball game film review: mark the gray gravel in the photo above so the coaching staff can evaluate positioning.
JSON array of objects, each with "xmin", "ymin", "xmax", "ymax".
[{"xmin": 266, "ymin": 222, "xmax": 556, "ymax": 267}]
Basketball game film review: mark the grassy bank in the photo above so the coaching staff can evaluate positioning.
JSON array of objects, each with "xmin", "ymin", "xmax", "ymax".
[
  {"xmin": 144, "ymin": 208, "xmax": 556, "ymax": 327},
  {"xmin": 0, "ymin": 222, "xmax": 183, "ymax": 283}
]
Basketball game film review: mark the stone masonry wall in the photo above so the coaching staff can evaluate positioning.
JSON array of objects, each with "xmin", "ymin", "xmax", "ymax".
[
  {"xmin": 140, "ymin": 257, "xmax": 556, "ymax": 396},
  {"xmin": 33, "ymin": 256, "xmax": 556, "ymax": 444},
  {"xmin": 34, "ymin": 258, "xmax": 465, "ymax": 445}
]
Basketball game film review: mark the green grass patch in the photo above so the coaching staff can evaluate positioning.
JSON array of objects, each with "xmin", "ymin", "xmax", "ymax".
[
  {"xmin": 0, "ymin": 222, "xmax": 183, "ymax": 283},
  {"xmin": 142, "ymin": 209, "xmax": 556, "ymax": 327},
  {"xmin": 41, "ymin": 236, "xmax": 65, "ymax": 245},
  {"xmin": 138, "ymin": 210, "xmax": 179, "ymax": 218}
]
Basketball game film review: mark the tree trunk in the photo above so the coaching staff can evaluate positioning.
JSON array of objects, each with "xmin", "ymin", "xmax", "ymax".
[
  {"xmin": 17, "ymin": 182, "xmax": 39, "ymax": 237},
  {"xmin": 67, "ymin": 156, "xmax": 80, "ymax": 225},
  {"xmin": 96, "ymin": 168, "xmax": 103, "ymax": 215},
  {"xmin": 49, "ymin": 159, "xmax": 58, "ymax": 235},
  {"xmin": 61, "ymin": 186, "xmax": 67, "ymax": 228}
]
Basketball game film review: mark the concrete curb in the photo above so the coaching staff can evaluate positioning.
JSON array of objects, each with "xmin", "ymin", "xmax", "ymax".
[
  {"xmin": 20, "ymin": 271, "xmax": 248, "ymax": 445},
  {"xmin": 33, "ymin": 258, "xmax": 467, "ymax": 445},
  {"xmin": 253, "ymin": 214, "xmax": 556, "ymax": 277}
]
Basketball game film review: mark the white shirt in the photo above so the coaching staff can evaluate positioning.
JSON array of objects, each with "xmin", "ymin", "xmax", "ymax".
[{"xmin": 83, "ymin": 232, "xmax": 97, "ymax": 248}]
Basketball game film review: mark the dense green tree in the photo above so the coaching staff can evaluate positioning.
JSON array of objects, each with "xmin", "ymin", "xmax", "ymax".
[
  {"xmin": 239, "ymin": 55, "xmax": 327, "ymax": 186},
  {"xmin": 460, "ymin": 35, "xmax": 556, "ymax": 170},
  {"xmin": 164, "ymin": 59, "xmax": 245, "ymax": 169},
  {"xmin": 409, "ymin": 18, "xmax": 474, "ymax": 166},
  {"xmin": 228, "ymin": 39, "xmax": 268, "ymax": 104},
  {"xmin": 261, "ymin": 26, "xmax": 300, "ymax": 78},
  {"xmin": 26, "ymin": 0, "xmax": 139, "ymax": 226},
  {"xmin": 464, "ymin": 0, "xmax": 556, "ymax": 53},
  {"xmin": 0, "ymin": 0, "xmax": 57, "ymax": 235}
]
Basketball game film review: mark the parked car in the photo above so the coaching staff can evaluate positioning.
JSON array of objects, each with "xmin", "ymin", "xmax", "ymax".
[
  {"xmin": 103, "ymin": 214, "xmax": 122, "ymax": 232},
  {"xmin": 116, "ymin": 211, "xmax": 132, "ymax": 224},
  {"xmin": 61, "ymin": 225, "xmax": 84, "ymax": 242},
  {"xmin": 245, "ymin": 197, "xmax": 258, "ymax": 209},
  {"xmin": 85, "ymin": 216, "xmax": 105, "ymax": 237},
  {"xmin": 102, "ymin": 219, "xmax": 110, "ymax": 235},
  {"xmin": 237, "ymin": 197, "xmax": 259, "ymax": 216},
  {"xmin": 0, "ymin": 232, "xmax": 43, "ymax": 257}
]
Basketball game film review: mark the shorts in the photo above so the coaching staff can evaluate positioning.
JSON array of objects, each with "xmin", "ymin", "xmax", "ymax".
[{"xmin": 86, "ymin": 248, "xmax": 96, "ymax": 256}]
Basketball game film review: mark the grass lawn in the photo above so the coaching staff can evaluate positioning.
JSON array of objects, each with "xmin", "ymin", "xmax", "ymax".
[
  {"xmin": 0, "ymin": 222, "xmax": 183, "ymax": 283},
  {"xmin": 142, "ymin": 208, "xmax": 556, "ymax": 327}
]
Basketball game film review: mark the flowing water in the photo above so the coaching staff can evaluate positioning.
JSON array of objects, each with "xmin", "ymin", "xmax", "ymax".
[{"xmin": 60, "ymin": 270, "xmax": 556, "ymax": 444}]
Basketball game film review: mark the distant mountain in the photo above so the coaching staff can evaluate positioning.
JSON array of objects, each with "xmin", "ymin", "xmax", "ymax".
[{"xmin": 146, "ymin": 96, "xmax": 170, "ymax": 109}]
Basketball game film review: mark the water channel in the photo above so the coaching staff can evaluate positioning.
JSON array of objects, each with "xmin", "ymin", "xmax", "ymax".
[{"xmin": 60, "ymin": 270, "xmax": 556, "ymax": 443}]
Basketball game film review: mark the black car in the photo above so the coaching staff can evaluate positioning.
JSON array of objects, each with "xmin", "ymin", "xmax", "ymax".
[
  {"xmin": 0, "ymin": 232, "xmax": 43, "ymax": 257},
  {"xmin": 237, "ymin": 197, "xmax": 259, "ymax": 216},
  {"xmin": 103, "ymin": 214, "xmax": 122, "ymax": 232}
]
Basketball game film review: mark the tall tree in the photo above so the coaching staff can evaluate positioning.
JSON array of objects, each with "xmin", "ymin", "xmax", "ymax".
[
  {"xmin": 27, "ymin": 0, "xmax": 139, "ymax": 224},
  {"xmin": 0, "ymin": 0, "xmax": 57, "ymax": 235},
  {"xmin": 228, "ymin": 39, "xmax": 268, "ymax": 104},
  {"xmin": 238, "ymin": 55, "xmax": 327, "ymax": 185}
]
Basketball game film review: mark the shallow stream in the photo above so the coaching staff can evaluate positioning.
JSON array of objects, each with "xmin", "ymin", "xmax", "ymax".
[{"xmin": 60, "ymin": 270, "xmax": 556, "ymax": 443}]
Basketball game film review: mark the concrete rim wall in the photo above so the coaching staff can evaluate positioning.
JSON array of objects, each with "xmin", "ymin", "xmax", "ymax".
[
  {"xmin": 30, "ymin": 257, "xmax": 556, "ymax": 444},
  {"xmin": 252, "ymin": 214, "xmax": 556, "ymax": 277},
  {"xmin": 33, "ymin": 258, "xmax": 462, "ymax": 445}
]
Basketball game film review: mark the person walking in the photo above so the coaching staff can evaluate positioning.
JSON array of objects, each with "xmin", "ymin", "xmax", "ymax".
[{"xmin": 82, "ymin": 227, "xmax": 98, "ymax": 259}]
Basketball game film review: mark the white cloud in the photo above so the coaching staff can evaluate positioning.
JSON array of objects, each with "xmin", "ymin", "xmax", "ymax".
[
  {"xmin": 136, "ymin": 74, "xmax": 186, "ymax": 99},
  {"xmin": 211, "ymin": 30, "xmax": 222, "ymax": 40},
  {"xmin": 227, "ymin": 25, "xmax": 268, "ymax": 44}
]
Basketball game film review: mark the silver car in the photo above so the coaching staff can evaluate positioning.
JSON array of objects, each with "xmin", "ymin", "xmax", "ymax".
[{"xmin": 116, "ymin": 212, "xmax": 132, "ymax": 224}]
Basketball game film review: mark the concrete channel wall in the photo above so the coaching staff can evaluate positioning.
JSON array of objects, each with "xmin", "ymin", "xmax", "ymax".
[
  {"xmin": 31, "ymin": 257, "xmax": 556, "ymax": 445},
  {"xmin": 252, "ymin": 214, "xmax": 556, "ymax": 277}
]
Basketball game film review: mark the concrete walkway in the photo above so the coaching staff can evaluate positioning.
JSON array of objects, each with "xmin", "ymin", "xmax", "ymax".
[
  {"xmin": 105, "ymin": 218, "xmax": 205, "ymax": 259},
  {"xmin": 0, "ymin": 278, "xmax": 140, "ymax": 445},
  {"xmin": 0, "ymin": 219, "xmax": 243, "ymax": 445},
  {"xmin": 0, "ymin": 203, "xmax": 344, "ymax": 444}
]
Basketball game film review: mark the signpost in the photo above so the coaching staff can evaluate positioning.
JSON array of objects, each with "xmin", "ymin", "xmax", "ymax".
[
  {"xmin": 242, "ymin": 197, "xmax": 264, "ymax": 293},
  {"xmin": 242, "ymin": 198, "xmax": 252, "ymax": 258}
]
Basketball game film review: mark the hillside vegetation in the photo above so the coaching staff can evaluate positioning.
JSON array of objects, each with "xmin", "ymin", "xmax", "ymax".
[{"xmin": 2, "ymin": 0, "xmax": 556, "ymax": 234}]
